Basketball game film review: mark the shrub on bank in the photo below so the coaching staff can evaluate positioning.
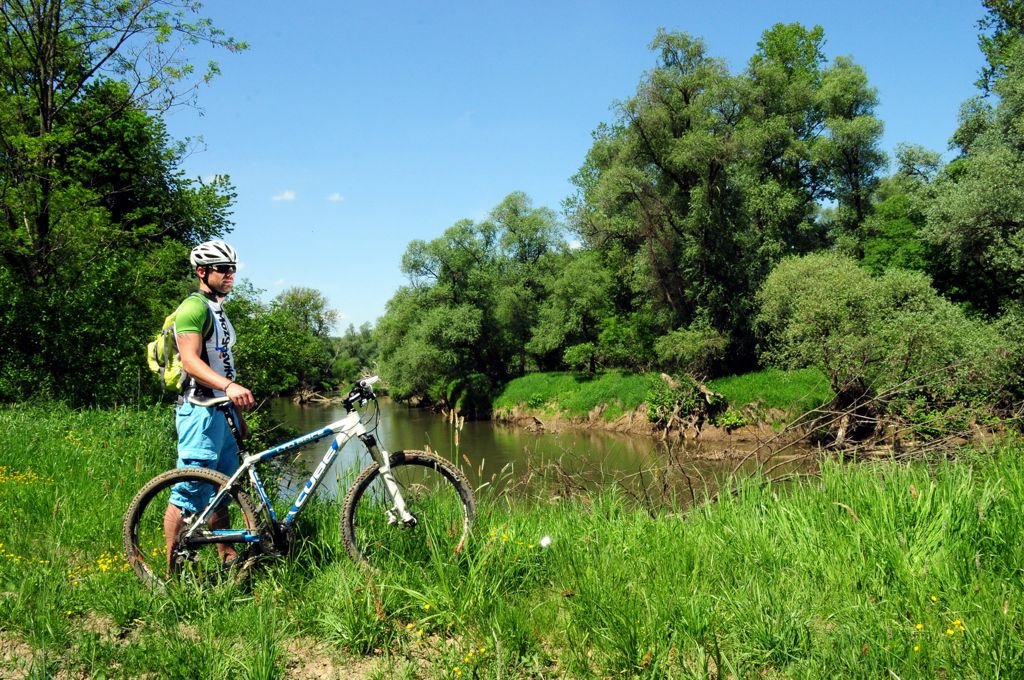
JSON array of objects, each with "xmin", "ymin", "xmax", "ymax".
[{"xmin": 756, "ymin": 253, "xmax": 1016, "ymax": 432}]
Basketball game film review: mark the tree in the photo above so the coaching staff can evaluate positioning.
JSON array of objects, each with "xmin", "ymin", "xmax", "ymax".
[
  {"xmin": 978, "ymin": 0, "xmax": 1024, "ymax": 91},
  {"xmin": 569, "ymin": 31, "xmax": 743, "ymax": 348},
  {"xmin": 378, "ymin": 193, "xmax": 566, "ymax": 413},
  {"xmin": 860, "ymin": 144, "xmax": 940, "ymax": 274},
  {"xmin": 0, "ymin": 0, "xmax": 244, "ymax": 284},
  {"xmin": 231, "ymin": 286, "xmax": 341, "ymax": 396},
  {"xmin": 526, "ymin": 250, "xmax": 615, "ymax": 371},
  {"xmin": 568, "ymin": 24, "xmax": 885, "ymax": 372},
  {"xmin": 0, "ymin": 1, "xmax": 243, "ymax": 404},
  {"xmin": 332, "ymin": 323, "xmax": 378, "ymax": 384},
  {"xmin": 756, "ymin": 253, "xmax": 1011, "ymax": 439},
  {"xmin": 922, "ymin": 2, "xmax": 1024, "ymax": 315}
]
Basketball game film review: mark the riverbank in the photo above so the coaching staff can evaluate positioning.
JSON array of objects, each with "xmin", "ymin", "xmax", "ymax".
[
  {"xmin": 491, "ymin": 368, "xmax": 833, "ymax": 443},
  {"xmin": 491, "ymin": 403, "xmax": 797, "ymax": 450},
  {"xmin": 3, "ymin": 402, "xmax": 1022, "ymax": 677}
]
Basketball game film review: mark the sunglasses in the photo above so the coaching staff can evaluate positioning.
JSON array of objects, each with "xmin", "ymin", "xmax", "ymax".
[{"xmin": 209, "ymin": 264, "xmax": 236, "ymax": 274}]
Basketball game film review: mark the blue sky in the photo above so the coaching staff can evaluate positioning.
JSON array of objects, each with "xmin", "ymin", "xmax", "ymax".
[{"xmin": 164, "ymin": 0, "xmax": 989, "ymax": 330}]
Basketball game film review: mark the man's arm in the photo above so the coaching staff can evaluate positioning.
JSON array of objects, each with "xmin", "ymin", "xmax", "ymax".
[{"xmin": 177, "ymin": 332, "xmax": 256, "ymax": 411}]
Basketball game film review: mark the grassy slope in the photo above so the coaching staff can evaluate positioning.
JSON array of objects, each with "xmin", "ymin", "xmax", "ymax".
[
  {"xmin": 493, "ymin": 367, "xmax": 834, "ymax": 424},
  {"xmin": 493, "ymin": 370, "xmax": 652, "ymax": 420},
  {"xmin": 2, "ymin": 403, "xmax": 1023, "ymax": 677}
]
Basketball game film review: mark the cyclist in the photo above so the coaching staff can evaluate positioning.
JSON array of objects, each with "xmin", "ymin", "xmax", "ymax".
[{"xmin": 163, "ymin": 240, "xmax": 256, "ymax": 569}]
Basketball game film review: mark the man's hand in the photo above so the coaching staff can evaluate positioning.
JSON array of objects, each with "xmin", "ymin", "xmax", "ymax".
[{"xmin": 225, "ymin": 381, "xmax": 256, "ymax": 411}]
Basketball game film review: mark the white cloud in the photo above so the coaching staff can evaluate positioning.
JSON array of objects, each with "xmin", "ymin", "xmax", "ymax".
[
  {"xmin": 327, "ymin": 192, "xmax": 345, "ymax": 202},
  {"xmin": 274, "ymin": 278, "xmax": 287, "ymax": 286},
  {"xmin": 272, "ymin": 190, "xmax": 297, "ymax": 202}
]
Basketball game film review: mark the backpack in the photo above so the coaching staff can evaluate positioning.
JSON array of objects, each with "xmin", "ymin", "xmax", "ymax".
[{"xmin": 146, "ymin": 293, "xmax": 213, "ymax": 393}]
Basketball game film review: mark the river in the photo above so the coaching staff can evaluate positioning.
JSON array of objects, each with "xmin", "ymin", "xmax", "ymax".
[{"xmin": 268, "ymin": 398, "xmax": 806, "ymax": 501}]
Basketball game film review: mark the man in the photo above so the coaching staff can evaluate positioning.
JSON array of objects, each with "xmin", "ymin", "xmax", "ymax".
[{"xmin": 163, "ymin": 239, "xmax": 255, "ymax": 568}]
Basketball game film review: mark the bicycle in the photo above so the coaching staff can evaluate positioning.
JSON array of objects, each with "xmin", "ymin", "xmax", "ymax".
[{"xmin": 122, "ymin": 376, "xmax": 476, "ymax": 589}]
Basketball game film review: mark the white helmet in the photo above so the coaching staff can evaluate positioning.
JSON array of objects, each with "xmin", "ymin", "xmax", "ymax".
[{"xmin": 190, "ymin": 240, "xmax": 238, "ymax": 268}]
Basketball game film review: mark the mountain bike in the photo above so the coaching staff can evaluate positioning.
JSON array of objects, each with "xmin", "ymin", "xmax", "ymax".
[{"xmin": 122, "ymin": 376, "xmax": 476, "ymax": 589}]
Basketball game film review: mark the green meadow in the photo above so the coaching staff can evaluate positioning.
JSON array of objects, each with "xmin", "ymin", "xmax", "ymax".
[{"xmin": 2, "ymin": 403, "xmax": 1023, "ymax": 678}]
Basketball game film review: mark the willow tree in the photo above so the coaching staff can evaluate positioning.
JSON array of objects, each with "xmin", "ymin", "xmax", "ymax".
[{"xmin": 568, "ymin": 24, "xmax": 884, "ymax": 371}]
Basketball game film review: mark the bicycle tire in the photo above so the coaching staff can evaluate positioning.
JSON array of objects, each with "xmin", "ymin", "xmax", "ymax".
[
  {"xmin": 122, "ymin": 467, "xmax": 260, "ymax": 589},
  {"xmin": 341, "ymin": 450, "xmax": 476, "ymax": 567}
]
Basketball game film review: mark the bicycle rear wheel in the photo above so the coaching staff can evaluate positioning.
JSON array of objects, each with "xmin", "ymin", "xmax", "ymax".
[
  {"xmin": 123, "ymin": 467, "xmax": 260, "ymax": 589},
  {"xmin": 341, "ymin": 450, "xmax": 476, "ymax": 567}
]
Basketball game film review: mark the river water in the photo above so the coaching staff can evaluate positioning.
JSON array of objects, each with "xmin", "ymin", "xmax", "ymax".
[{"xmin": 267, "ymin": 398, "xmax": 805, "ymax": 501}]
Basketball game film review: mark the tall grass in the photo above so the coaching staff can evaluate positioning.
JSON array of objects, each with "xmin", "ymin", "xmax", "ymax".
[{"xmin": 2, "ymin": 403, "xmax": 1023, "ymax": 677}]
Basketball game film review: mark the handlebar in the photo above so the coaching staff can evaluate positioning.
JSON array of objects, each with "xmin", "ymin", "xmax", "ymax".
[
  {"xmin": 342, "ymin": 375, "xmax": 380, "ymax": 411},
  {"xmin": 188, "ymin": 395, "xmax": 232, "ymax": 408}
]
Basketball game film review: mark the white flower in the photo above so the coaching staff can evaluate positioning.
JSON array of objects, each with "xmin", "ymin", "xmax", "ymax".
[{"xmin": 539, "ymin": 535, "xmax": 552, "ymax": 549}]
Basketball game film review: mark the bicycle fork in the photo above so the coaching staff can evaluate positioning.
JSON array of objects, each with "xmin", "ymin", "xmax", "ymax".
[{"xmin": 361, "ymin": 434, "xmax": 417, "ymax": 528}]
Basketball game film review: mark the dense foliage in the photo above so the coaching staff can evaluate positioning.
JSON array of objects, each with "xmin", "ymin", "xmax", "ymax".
[
  {"xmin": 757, "ymin": 253, "xmax": 1016, "ymax": 438},
  {"xmin": 227, "ymin": 284, "xmax": 346, "ymax": 397},
  {"xmin": 0, "ymin": 1, "xmax": 241, "ymax": 404},
  {"xmin": 6, "ymin": 1, "xmax": 1024, "ymax": 438},
  {"xmin": 376, "ymin": 192, "xmax": 566, "ymax": 415}
]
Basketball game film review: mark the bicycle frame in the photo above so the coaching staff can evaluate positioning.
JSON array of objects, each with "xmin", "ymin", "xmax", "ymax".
[{"xmin": 181, "ymin": 405, "xmax": 415, "ymax": 548}]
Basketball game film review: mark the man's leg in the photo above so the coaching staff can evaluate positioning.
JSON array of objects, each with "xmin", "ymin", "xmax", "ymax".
[
  {"xmin": 164, "ymin": 492, "xmax": 238, "ymax": 567},
  {"xmin": 163, "ymin": 503, "xmax": 183, "ymax": 575},
  {"xmin": 169, "ymin": 402, "xmax": 241, "ymax": 568}
]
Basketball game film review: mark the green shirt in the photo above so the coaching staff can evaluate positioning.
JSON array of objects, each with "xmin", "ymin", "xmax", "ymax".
[
  {"xmin": 174, "ymin": 292, "xmax": 238, "ymax": 397},
  {"xmin": 173, "ymin": 293, "xmax": 213, "ymax": 335}
]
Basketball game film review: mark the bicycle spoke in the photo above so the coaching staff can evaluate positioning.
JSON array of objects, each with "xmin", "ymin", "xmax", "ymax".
[
  {"xmin": 123, "ymin": 468, "xmax": 259, "ymax": 589},
  {"xmin": 342, "ymin": 451, "xmax": 475, "ymax": 568}
]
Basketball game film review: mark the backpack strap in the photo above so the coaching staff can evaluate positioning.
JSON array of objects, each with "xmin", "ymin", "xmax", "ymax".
[
  {"xmin": 186, "ymin": 291, "xmax": 215, "ymax": 341},
  {"xmin": 179, "ymin": 292, "xmax": 217, "ymax": 396}
]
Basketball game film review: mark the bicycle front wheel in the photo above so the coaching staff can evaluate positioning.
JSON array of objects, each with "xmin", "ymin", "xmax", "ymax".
[
  {"xmin": 123, "ymin": 467, "xmax": 260, "ymax": 589},
  {"xmin": 341, "ymin": 450, "xmax": 476, "ymax": 567}
]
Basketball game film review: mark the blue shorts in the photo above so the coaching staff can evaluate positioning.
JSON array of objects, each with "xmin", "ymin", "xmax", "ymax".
[{"xmin": 169, "ymin": 402, "xmax": 241, "ymax": 514}]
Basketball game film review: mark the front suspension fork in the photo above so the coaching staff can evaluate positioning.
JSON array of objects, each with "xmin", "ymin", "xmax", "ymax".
[{"xmin": 360, "ymin": 434, "xmax": 416, "ymax": 526}]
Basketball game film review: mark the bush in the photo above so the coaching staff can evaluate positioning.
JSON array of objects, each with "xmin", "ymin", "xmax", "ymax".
[
  {"xmin": 756, "ymin": 253, "xmax": 1015, "ymax": 432},
  {"xmin": 645, "ymin": 374, "xmax": 726, "ymax": 428},
  {"xmin": 653, "ymin": 323, "xmax": 729, "ymax": 377}
]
